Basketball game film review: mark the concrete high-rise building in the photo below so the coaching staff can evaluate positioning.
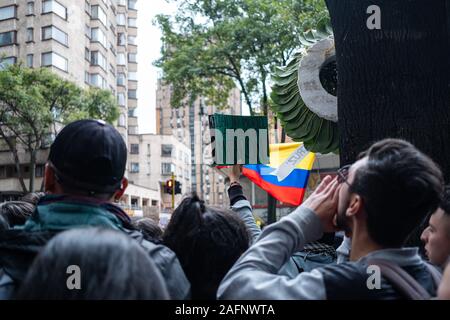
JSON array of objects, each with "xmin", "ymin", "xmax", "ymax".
[
  {"xmin": 156, "ymin": 80, "xmax": 241, "ymax": 206},
  {"xmin": 0, "ymin": 0, "xmax": 160, "ymax": 215}
]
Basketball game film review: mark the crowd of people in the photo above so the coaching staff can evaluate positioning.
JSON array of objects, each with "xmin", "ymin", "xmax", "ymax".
[{"xmin": 0, "ymin": 119, "xmax": 450, "ymax": 300}]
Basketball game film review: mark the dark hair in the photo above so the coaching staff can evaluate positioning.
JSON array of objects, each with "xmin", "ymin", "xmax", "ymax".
[
  {"xmin": 16, "ymin": 228, "xmax": 169, "ymax": 300},
  {"xmin": 163, "ymin": 193, "xmax": 250, "ymax": 300},
  {"xmin": 21, "ymin": 192, "xmax": 46, "ymax": 206},
  {"xmin": 132, "ymin": 217, "xmax": 163, "ymax": 243},
  {"xmin": 350, "ymin": 139, "xmax": 444, "ymax": 248},
  {"xmin": 0, "ymin": 201, "xmax": 35, "ymax": 226},
  {"xmin": 440, "ymin": 185, "xmax": 450, "ymax": 216}
]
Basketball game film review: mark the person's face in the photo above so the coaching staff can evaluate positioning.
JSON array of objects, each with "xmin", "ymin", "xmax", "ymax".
[
  {"xmin": 336, "ymin": 157, "xmax": 367, "ymax": 235},
  {"xmin": 421, "ymin": 208, "xmax": 450, "ymax": 267}
]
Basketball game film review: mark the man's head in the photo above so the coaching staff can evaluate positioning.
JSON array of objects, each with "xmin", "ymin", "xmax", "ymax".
[
  {"xmin": 421, "ymin": 186, "xmax": 450, "ymax": 267},
  {"xmin": 336, "ymin": 139, "xmax": 443, "ymax": 248},
  {"xmin": 45, "ymin": 119, "xmax": 128, "ymax": 201}
]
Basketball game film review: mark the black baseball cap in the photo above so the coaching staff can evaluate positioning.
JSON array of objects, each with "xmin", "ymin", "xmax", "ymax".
[{"xmin": 48, "ymin": 119, "xmax": 127, "ymax": 194}]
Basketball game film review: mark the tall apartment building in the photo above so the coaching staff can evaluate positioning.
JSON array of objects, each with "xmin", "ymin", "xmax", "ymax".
[
  {"xmin": 156, "ymin": 80, "xmax": 242, "ymax": 206},
  {"xmin": 0, "ymin": 0, "xmax": 160, "ymax": 213}
]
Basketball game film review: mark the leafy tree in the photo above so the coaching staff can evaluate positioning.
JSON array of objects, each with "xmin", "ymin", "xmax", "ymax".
[
  {"xmin": 155, "ymin": 0, "xmax": 327, "ymax": 115},
  {"xmin": 0, "ymin": 64, "xmax": 119, "ymax": 192}
]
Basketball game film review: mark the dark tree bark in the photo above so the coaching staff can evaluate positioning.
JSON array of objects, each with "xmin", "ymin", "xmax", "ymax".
[{"xmin": 326, "ymin": 0, "xmax": 450, "ymax": 181}]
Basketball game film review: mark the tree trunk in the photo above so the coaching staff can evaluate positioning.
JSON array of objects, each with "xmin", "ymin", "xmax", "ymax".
[
  {"xmin": 29, "ymin": 148, "xmax": 37, "ymax": 193},
  {"xmin": 0, "ymin": 128, "xmax": 27, "ymax": 193},
  {"xmin": 326, "ymin": 0, "xmax": 450, "ymax": 181}
]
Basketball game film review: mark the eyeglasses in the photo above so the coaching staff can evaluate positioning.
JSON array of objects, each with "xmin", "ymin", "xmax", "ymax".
[{"xmin": 337, "ymin": 164, "xmax": 352, "ymax": 186}]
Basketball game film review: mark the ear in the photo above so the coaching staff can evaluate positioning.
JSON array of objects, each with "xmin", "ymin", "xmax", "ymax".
[
  {"xmin": 113, "ymin": 177, "xmax": 128, "ymax": 202},
  {"xmin": 44, "ymin": 163, "xmax": 57, "ymax": 193},
  {"xmin": 346, "ymin": 194, "xmax": 363, "ymax": 218}
]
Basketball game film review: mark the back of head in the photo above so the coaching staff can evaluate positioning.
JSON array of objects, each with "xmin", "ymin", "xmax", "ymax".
[
  {"xmin": 16, "ymin": 228, "xmax": 169, "ymax": 300},
  {"xmin": 0, "ymin": 201, "xmax": 35, "ymax": 227},
  {"xmin": 163, "ymin": 193, "xmax": 250, "ymax": 299},
  {"xmin": 48, "ymin": 119, "xmax": 127, "ymax": 197},
  {"xmin": 132, "ymin": 217, "xmax": 163, "ymax": 243},
  {"xmin": 350, "ymin": 138, "xmax": 444, "ymax": 248}
]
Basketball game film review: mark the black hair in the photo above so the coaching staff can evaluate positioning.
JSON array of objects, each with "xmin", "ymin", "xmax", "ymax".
[
  {"xmin": 0, "ymin": 201, "xmax": 35, "ymax": 226},
  {"xmin": 163, "ymin": 193, "xmax": 250, "ymax": 300},
  {"xmin": 440, "ymin": 185, "xmax": 450, "ymax": 216},
  {"xmin": 132, "ymin": 217, "xmax": 163, "ymax": 244},
  {"xmin": 15, "ymin": 228, "xmax": 169, "ymax": 300},
  {"xmin": 350, "ymin": 138, "xmax": 444, "ymax": 248}
]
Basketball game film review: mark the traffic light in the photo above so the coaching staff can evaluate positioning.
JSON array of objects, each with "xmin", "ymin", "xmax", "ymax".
[
  {"xmin": 165, "ymin": 179, "xmax": 173, "ymax": 194},
  {"xmin": 175, "ymin": 181, "xmax": 182, "ymax": 194}
]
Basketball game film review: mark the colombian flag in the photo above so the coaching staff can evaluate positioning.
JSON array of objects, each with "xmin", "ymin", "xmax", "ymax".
[{"xmin": 242, "ymin": 143, "xmax": 315, "ymax": 206}]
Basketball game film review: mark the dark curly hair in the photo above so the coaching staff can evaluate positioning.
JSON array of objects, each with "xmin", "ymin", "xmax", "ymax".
[{"xmin": 163, "ymin": 193, "xmax": 250, "ymax": 300}]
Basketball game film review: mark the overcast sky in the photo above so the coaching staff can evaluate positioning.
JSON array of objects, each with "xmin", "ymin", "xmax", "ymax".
[{"xmin": 136, "ymin": 0, "xmax": 177, "ymax": 134}]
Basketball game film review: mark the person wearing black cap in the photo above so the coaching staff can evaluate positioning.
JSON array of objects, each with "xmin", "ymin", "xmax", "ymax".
[{"xmin": 0, "ymin": 120, "xmax": 190, "ymax": 300}]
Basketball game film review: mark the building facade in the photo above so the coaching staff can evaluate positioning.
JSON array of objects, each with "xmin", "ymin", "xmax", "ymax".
[
  {"xmin": 130, "ymin": 134, "xmax": 191, "ymax": 211},
  {"xmin": 156, "ymin": 80, "xmax": 242, "ymax": 206},
  {"xmin": 0, "ymin": 0, "xmax": 160, "ymax": 214}
]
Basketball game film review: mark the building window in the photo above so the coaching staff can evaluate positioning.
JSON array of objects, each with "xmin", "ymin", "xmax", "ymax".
[
  {"xmin": 42, "ymin": 0, "xmax": 67, "ymax": 20},
  {"xmin": 90, "ymin": 51, "xmax": 107, "ymax": 70},
  {"xmin": 128, "ymin": 0, "xmax": 137, "ymax": 10},
  {"xmin": 128, "ymin": 18, "xmax": 137, "ymax": 27},
  {"xmin": 128, "ymin": 89, "xmax": 137, "ymax": 99},
  {"xmin": 117, "ymin": 93, "xmax": 126, "ymax": 106},
  {"xmin": 27, "ymin": 2, "xmax": 35, "ymax": 16},
  {"xmin": 42, "ymin": 25, "xmax": 68, "ymax": 46},
  {"xmin": 116, "ymin": 13, "xmax": 126, "ymax": 26},
  {"xmin": 41, "ymin": 52, "xmax": 68, "ymax": 72},
  {"xmin": 130, "ymin": 163, "xmax": 139, "ymax": 173},
  {"xmin": 26, "ymin": 28, "xmax": 34, "ymax": 42},
  {"xmin": 27, "ymin": 54, "xmax": 34, "ymax": 68},
  {"xmin": 128, "ymin": 71, "xmax": 137, "ymax": 81},
  {"xmin": 161, "ymin": 144, "xmax": 173, "ymax": 157},
  {"xmin": 91, "ymin": 28, "xmax": 107, "ymax": 48},
  {"xmin": 117, "ymin": 72, "xmax": 126, "ymax": 86},
  {"xmin": 128, "ymin": 53, "xmax": 137, "ymax": 63},
  {"xmin": 118, "ymin": 0, "xmax": 127, "ymax": 6},
  {"xmin": 85, "ymin": 47, "xmax": 90, "ymax": 61},
  {"xmin": 128, "ymin": 108, "xmax": 136, "ymax": 117},
  {"xmin": 88, "ymin": 73, "xmax": 107, "ymax": 89},
  {"xmin": 161, "ymin": 163, "xmax": 174, "ymax": 175},
  {"xmin": 36, "ymin": 165, "xmax": 45, "ymax": 178},
  {"xmin": 0, "ymin": 5, "xmax": 16, "ymax": 21},
  {"xmin": 130, "ymin": 144, "xmax": 139, "ymax": 154},
  {"xmin": 117, "ymin": 32, "xmax": 126, "ymax": 46},
  {"xmin": 128, "ymin": 35, "xmax": 137, "ymax": 45},
  {"xmin": 91, "ymin": 5, "xmax": 107, "ymax": 27},
  {"xmin": 117, "ymin": 53, "xmax": 126, "ymax": 65},
  {"xmin": 0, "ymin": 57, "xmax": 16, "ymax": 70},
  {"xmin": 0, "ymin": 31, "xmax": 16, "ymax": 47}
]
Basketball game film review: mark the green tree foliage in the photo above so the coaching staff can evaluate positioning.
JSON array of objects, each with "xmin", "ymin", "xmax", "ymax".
[
  {"xmin": 155, "ymin": 0, "xmax": 328, "ymax": 115},
  {"xmin": 0, "ymin": 64, "xmax": 119, "ymax": 192}
]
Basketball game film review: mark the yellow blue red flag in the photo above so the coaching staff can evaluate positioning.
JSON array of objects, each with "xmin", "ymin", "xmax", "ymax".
[{"xmin": 242, "ymin": 143, "xmax": 315, "ymax": 206}]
